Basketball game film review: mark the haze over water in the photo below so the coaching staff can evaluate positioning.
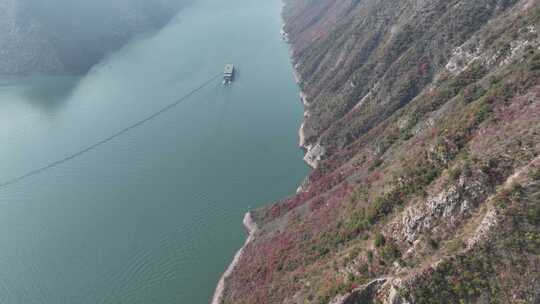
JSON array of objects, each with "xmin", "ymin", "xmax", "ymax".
[{"xmin": 0, "ymin": 0, "xmax": 308, "ymax": 302}]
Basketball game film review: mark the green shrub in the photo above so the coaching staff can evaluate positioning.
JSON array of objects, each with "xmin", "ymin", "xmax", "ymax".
[
  {"xmin": 462, "ymin": 85, "xmax": 487, "ymax": 104},
  {"xmin": 350, "ymin": 246, "xmax": 361, "ymax": 259},
  {"xmin": 530, "ymin": 62, "xmax": 540, "ymax": 71},
  {"xmin": 448, "ymin": 167, "xmax": 462, "ymax": 181},
  {"xmin": 347, "ymin": 272, "xmax": 356, "ymax": 283},
  {"xmin": 530, "ymin": 54, "xmax": 540, "ymax": 71},
  {"xmin": 529, "ymin": 168, "xmax": 540, "ymax": 181},
  {"xmin": 448, "ymin": 64, "xmax": 487, "ymax": 97},
  {"xmin": 369, "ymin": 158, "xmax": 384, "ymax": 171},
  {"xmin": 374, "ymin": 233, "xmax": 386, "ymax": 247},
  {"xmin": 406, "ymin": 254, "xmax": 497, "ymax": 304},
  {"xmin": 366, "ymin": 195, "xmax": 396, "ymax": 224},
  {"xmin": 473, "ymin": 100, "xmax": 491, "ymax": 125},
  {"xmin": 367, "ymin": 250, "xmax": 373, "ymax": 263},
  {"xmin": 526, "ymin": 205, "xmax": 540, "ymax": 225},
  {"xmin": 428, "ymin": 237, "xmax": 440, "ymax": 250},
  {"xmin": 509, "ymin": 183, "xmax": 525, "ymax": 201},
  {"xmin": 318, "ymin": 247, "xmax": 330, "ymax": 257},
  {"xmin": 358, "ymin": 262, "xmax": 369, "ymax": 273},
  {"xmin": 447, "ymin": 239, "xmax": 464, "ymax": 254},
  {"xmin": 380, "ymin": 241, "xmax": 401, "ymax": 262}
]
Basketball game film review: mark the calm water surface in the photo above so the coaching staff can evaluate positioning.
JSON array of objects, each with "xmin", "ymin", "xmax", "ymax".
[{"xmin": 0, "ymin": 0, "xmax": 308, "ymax": 302}]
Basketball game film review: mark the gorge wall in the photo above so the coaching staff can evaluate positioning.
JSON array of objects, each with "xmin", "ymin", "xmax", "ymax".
[{"xmin": 218, "ymin": 0, "xmax": 540, "ymax": 303}]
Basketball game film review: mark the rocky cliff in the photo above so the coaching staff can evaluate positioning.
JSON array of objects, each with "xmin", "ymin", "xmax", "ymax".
[{"xmin": 218, "ymin": 0, "xmax": 540, "ymax": 303}]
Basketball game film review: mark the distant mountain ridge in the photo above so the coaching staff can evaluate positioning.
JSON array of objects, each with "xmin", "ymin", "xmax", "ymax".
[{"xmin": 0, "ymin": 0, "xmax": 190, "ymax": 76}]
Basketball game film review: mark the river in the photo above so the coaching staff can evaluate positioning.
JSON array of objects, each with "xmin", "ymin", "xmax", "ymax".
[{"xmin": 0, "ymin": 0, "xmax": 308, "ymax": 302}]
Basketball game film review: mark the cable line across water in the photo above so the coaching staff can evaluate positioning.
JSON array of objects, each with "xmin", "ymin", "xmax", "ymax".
[{"xmin": 0, "ymin": 73, "xmax": 222, "ymax": 189}]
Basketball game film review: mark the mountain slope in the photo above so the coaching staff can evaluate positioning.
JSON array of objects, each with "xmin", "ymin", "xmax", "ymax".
[{"xmin": 218, "ymin": 0, "xmax": 540, "ymax": 303}]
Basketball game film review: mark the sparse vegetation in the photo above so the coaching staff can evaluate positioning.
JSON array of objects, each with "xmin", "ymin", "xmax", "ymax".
[
  {"xmin": 221, "ymin": 0, "xmax": 540, "ymax": 302},
  {"xmin": 374, "ymin": 233, "xmax": 385, "ymax": 247}
]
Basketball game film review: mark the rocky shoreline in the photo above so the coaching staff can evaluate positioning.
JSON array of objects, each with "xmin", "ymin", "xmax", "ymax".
[
  {"xmin": 211, "ymin": 212, "xmax": 258, "ymax": 304},
  {"xmin": 211, "ymin": 9, "xmax": 319, "ymax": 303},
  {"xmin": 211, "ymin": 15, "xmax": 311, "ymax": 304},
  {"xmin": 283, "ymin": 21, "xmax": 326, "ymax": 170}
]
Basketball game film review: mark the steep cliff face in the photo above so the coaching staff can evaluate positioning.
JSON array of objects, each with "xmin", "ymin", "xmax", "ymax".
[
  {"xmin": 219, "ymin": 0, "xmax": 540, "ymax": 303},
  {"xmin": 0, "ymin": 0, "xmax": 190, "ymax": 76}
]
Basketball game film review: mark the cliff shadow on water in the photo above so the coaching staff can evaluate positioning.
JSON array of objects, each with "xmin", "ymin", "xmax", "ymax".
[{"xmin": 0, "ymin": 0, "xmax": 193, "ymax": 76}]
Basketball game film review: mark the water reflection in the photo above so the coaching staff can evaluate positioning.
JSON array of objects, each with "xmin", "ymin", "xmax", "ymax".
[{"xmin": 20, "ymin": 76, "xmax": 79, "ymax": 113}]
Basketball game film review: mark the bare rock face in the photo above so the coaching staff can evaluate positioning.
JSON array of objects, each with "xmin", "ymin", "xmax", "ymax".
[
  {"xmin": 303, "ymin": 143, "xmax": 325, "ymax": 168},
  {"xmin": 381, "ymin": 279, "xmax": 411, "ymax": 304},
  {"xmin": 390, "ymin": 173, "xmax": 488, "ymax": 244},
  {"xmin": 330, "ymin": 279, "xmax": 387, "ymax": 304},
  {"xmin": 446, "ymin": 45, "xmax": 483, "ymax": 76},
  {"xmin": 465, "ymin": 206, "xmax": 499, "ymax": 250},
  {"xmin": 334, "ymin": 278, "xmax": 412, "ymax": 304}
]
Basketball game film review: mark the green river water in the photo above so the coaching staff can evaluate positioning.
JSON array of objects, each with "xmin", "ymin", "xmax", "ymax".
[{"xmin": 0, "ymin": 0, "xmax": 308, "ymax": 302}]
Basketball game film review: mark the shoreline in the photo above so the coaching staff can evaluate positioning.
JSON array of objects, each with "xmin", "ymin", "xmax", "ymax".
[
  {"xmin": 211, "ymin": 9, "xmax": 310, "ymax": 303},
  {"xmin": 281, "ymin": 17, "xmax": 324, "ymax": 169},
  {"xmin": 282, "ymin": 23, "xmax": 311, "ymax": 152},
  {"xmin": 210, "ymin": 212, "xmax": 258, "ymax": 304}
]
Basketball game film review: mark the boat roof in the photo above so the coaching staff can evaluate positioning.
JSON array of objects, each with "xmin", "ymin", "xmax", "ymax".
[{"xmin": 224, "ymin": 64, "xmax": 234, "ymax": 74}]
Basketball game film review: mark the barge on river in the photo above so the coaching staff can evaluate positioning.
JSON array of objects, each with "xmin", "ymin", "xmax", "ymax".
[{"xmin": 223, "ymin": 64, "xmax": 235, "ymax": 84}]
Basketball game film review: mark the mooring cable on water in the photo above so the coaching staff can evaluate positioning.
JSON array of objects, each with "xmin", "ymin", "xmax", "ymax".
[{"xmin": 0, "ymin": 72, "xmax": 222, "ymax": 189}]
